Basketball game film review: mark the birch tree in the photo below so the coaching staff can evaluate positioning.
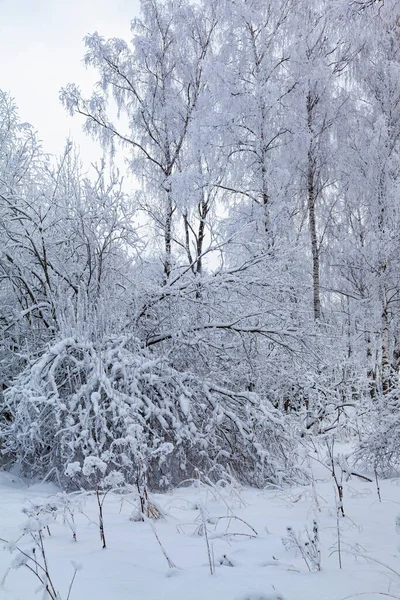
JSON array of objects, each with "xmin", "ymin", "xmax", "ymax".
[
  {"xmin": 61, "ymin": 0, "xmax": 218, "ymax": 281},
  {"xmin": 339, "ymin": 1, "xmax": 400, "ymax": 395}
]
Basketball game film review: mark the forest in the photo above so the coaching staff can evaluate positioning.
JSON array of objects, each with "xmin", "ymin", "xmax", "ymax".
[{"xmin": 0, "ymin": 1, "xmax": 400, "ymax": 598}]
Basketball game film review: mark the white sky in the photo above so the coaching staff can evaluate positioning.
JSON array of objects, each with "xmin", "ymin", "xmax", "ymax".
[{"xmin": 0, "ymin": 0, "xmax": 140, "ymax": 166}]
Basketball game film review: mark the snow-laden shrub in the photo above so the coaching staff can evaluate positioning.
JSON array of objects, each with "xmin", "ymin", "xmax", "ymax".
[
  {"xmin": 354, "ymin": 390, "xmax": 400, "ymax": 477},
  {"xmin": 0, "ymin": 336, "xmax": 299, "ymax": 489}
]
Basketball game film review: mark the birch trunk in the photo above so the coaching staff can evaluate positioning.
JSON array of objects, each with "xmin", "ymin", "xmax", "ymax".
[
  {"xmin": 381, "ymin": 298, "xmax": 391, "ymax": 395},
  {"xmin": 307, "ymin": 92, "xmax": 321, "ymax": 321}
]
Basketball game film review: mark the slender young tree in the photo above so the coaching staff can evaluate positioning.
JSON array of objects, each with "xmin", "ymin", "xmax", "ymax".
[
  {"xmin": 213, "ymin": 0, "xmax": 295, "ymax": 244},
  {"xmin": 288, "ymin": 0, "xmax": 350, "ymax": 322}
]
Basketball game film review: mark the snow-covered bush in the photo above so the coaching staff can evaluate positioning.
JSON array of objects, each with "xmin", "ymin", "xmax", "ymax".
[
  {"xmin": 354, "ymin": 390, "xmax": 400, "ymax": 477},
  {"xmin": 0, "ymin": 336, "xmax": 298, "ymax": 489}
]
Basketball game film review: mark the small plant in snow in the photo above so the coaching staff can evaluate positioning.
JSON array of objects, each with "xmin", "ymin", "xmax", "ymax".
[
  {"xmin": 199, "ymin": 505, "xmax": 215, "ymax": 575},
  {"xmin": 282, "ymin": 521, "xmax": 321, "ymax": 572},
  {"xmin": 55, "ymin": 493, "xmax": 80, "ymax": 542},
  {"xmin": 326, "ymin": 437, "xmax": 345, "ymax": 517},
  {"xmin": 22, "ymin": 493, "xmax": 80, "ymax": 542},
  {"xmin": 148, "ymin": 521, "xmax": 177, "ymax": 570},
  {"xmin": 131, "ymin": 474, "xmax": 164, "ymax": 521},
  {"xmin": 0, "ymin": 514, "xmax": 80, "ymax": 600},
  {"xmin": 66, "ymin": 456, "xmax": 125, "ymax": 549}
]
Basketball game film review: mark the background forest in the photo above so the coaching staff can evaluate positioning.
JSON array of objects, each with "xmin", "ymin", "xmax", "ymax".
[{"xmin": 0, "ymin": 0, "xmax": 399, "ymax": 489}]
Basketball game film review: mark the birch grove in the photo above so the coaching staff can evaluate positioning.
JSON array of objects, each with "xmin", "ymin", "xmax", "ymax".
[{"xmin": 1, "ymin": 0, "xmax": 400, "ymax": 485}]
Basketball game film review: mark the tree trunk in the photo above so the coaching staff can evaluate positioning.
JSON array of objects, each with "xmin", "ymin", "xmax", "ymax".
[
  {"xmin": 381, "ymin": 297, "xmax": 391, "ymax": 395},
  {"xmin": 164, "ymin": 186, "xmax": 173, "ymax": 281},
  {"xmin": 307, "ymin": 92, "xmax": 321, "ymax": 322},
  {"xmin": 196, "ymin": 195, "xmax": 208, "ymax": 276}
]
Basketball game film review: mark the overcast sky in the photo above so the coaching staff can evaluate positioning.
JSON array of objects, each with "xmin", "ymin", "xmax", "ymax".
[{"xmin": 0, "ymin": 0, "xmax": 140, "ymax": 165}]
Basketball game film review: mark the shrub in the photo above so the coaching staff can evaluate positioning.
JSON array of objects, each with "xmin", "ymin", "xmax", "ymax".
[
  {"xmin": 1, "ymin": 336, "xmax": 298, "ymax": 489},
  {"xmin": 354, "ymin": 390, "xmax": 400, "ymax": 477}
]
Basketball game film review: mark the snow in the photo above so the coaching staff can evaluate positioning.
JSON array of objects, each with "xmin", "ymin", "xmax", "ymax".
[{"xmin": 1, "ymin": 448, "xmax": 400, "ymax": 600}]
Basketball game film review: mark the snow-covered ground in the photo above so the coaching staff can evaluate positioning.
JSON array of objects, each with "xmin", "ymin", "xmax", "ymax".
[{"xmin": 1, "ymin": 448, "xmax": 400, "ymax": 600}]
